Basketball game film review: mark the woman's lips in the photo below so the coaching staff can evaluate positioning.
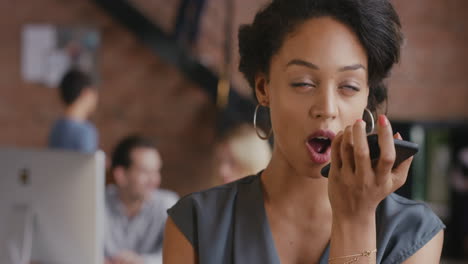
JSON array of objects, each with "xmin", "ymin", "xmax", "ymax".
[
  {"xmin": 305, "ymin": 129, "xmax": 336, "ymax": 164},
  {"xmin": 306, "ymin": 142, "xmax": 332, "ymax": 164}
]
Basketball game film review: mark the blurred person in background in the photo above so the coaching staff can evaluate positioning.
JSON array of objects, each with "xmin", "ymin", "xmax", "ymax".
[
  {"xmin": 215, "ymin": 123, "xmax": 271, "ymax": 184},
  {"xmin": 48, "ymin": 69, "xmax": 98, "ymax": 153},
  {"xmin": 105, "ymin": 135, "xmax": 178, "ymax": 264}
]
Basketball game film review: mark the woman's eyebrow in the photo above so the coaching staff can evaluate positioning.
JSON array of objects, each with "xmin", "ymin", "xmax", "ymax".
[
  {"xmin": 286, "ymin": 59, "xmax": 366, "ymax": 72},
  {"xmin": 338, "ymin": 64, "xmax": 366, "ymax": 72},
  {"xmin": 286, "ymin": 59, "xmax": 319, "ymax": 70}
]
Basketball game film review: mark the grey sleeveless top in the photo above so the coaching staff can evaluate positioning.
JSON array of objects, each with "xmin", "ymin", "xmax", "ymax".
[{"xmin": 168, "ymin": 175, "xmax": 445, "ymax": 264}]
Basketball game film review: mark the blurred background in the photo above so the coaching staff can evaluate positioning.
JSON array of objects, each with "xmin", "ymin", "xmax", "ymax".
[{"xmin": 0, "ymin": 0, "xmax": 467, "ymax": 262}]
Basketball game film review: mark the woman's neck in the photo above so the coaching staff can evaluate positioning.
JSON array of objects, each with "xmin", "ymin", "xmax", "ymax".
[{"xmin": 261, "ymin": 151, "xmax": 332, "ymax": 219}]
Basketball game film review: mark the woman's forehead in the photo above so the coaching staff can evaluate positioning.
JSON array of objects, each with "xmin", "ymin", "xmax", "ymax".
[{"xmin": 274, "ymin": 17, "xmax": 368, "ymax": 70}]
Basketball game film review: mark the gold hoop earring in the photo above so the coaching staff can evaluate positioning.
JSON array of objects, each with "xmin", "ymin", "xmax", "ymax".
[
  {"xmin": 363, "ymin": 108, "xmax": 375, "ymax": 134},
  {"xmin": 253, "ymin": 104, "xmax": 272, "ymax": 140}
]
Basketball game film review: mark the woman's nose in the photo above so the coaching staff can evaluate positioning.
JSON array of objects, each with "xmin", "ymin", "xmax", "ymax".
[{"xmin": 309, "ymin": 88, "xmax": 338, "ymax": 119}]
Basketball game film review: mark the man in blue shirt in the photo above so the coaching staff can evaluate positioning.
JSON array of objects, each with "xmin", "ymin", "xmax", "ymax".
[{"xmin": 48, "ymin": 69, "xmax": 98, "ymax": 153}]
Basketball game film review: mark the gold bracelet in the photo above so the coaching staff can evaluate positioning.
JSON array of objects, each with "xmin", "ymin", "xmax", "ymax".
[{"xmin": 328, "ymin": 249, "xmax": 377, "ymax": 264}]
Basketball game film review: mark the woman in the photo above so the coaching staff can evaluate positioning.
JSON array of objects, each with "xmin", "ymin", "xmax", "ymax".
[
  {"xmin": 164, "ymin": 0, "xmax": 445, "ymax": 263},
  {"xmin": 216, "ymin": 123, "xmax": 272, "ymax": 184}
]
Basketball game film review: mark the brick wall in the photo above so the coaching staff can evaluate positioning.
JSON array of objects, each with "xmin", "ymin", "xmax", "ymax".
[
  {"xmin": 131, "ymin": 0, "xmax": 269, "ymax": 97},
  {"xmin": 390, "ymin": 0, "xmax": 468, "ymax": 121},
  {"xmin": 0, "ymin": 0, "xmax": 218, "ymax": 196}
]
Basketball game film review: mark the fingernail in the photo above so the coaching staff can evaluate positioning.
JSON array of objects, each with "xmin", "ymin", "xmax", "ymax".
[
  {"xmin": 378, "ymin": 115, "xmax": 388, "ymax": 127},
  {"xmin": 396, "ymin": 132, "xmax": 402, "ymax": 139},
  {"xmin": 356, "ymin": 119, "xmax": 366, "ymax": 128}
]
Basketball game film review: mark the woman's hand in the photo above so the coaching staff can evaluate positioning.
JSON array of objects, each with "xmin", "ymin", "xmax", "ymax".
[{"xmin": 328, "ymin": 115, "xmax": 413, "ymax": 221}]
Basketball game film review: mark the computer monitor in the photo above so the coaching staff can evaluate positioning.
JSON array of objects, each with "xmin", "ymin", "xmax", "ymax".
[{"xmin": 0, "ymin": 147, "xmax": 105, "ymax": 264}]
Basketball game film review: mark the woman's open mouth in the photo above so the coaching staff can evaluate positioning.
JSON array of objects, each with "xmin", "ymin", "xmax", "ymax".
[{"xmin": 306, "ymin": 130, "xmax": 335, "ymax": 164}]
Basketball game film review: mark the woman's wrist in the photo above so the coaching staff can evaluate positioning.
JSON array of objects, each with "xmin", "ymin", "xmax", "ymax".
[
  {"xmin": 332, "ymin": 212, "xmax": 376, "ymax": 238},
  {"xmin": 331, "ymin": 202, "xmax": 377, "ymax": 224},
  {"xmin": 332, "ymin": 207, "xmax": 376, "ymax": 225},
  {"xmin": 330, "ymin": 212, "xmax": 377, "ymax": 258}
]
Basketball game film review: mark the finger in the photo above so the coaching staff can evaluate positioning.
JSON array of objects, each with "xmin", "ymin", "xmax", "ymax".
[
  {"xmin": 391, "ymin": 156, "xmax": 412, "ymax": 189},
  {"xmin": 341, "ymin": 125, "xmax": 355, "ymax": 173},
  {"xmin": 353, "ymin": 119, "xmax": 372, "ymax": 178},
  {"xmin": 391, "ymin": 132, "xmax": 410, "ymax": 178},
  {"xmin": 330, "ymin": 130, "xmax": 344, "ymax": 171},
  {"xmin": 375, "ymin": 115, "xmax": 396, "ymax": 181}
]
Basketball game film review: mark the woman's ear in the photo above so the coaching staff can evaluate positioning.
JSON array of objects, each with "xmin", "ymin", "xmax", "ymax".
[
  {"xmin": 254, "ymin": 73, "xmax": 270, "ymax": 106},
  {"xmin": 113, "ymin": 166, "xmax": 128, "ymax": 188}
]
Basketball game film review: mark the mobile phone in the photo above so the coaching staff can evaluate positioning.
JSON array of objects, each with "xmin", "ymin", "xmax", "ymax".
[{"xmin": 320, "ymin": 134, "xmax": 419, "ymax": 178}]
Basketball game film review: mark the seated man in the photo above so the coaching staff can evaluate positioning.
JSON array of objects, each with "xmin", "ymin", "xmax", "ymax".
[
  {"xmin": 48, "ymin": 69, "xmax": 99, "ymax": 153},
  {"xmin": 105, "ymin": 135, "xmax": 179, "ymax": 264}
]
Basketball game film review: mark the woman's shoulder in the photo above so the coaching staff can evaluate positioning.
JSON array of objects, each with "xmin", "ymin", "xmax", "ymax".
[
  {"xmin": 166, "ymin": 175, "xmax": 260, "ymax": 247},
  {"xmin": 173, "ymin": 175, "xmax": 259, "ymax": 209},
  {"xmin": 378, "ymin": 193, "xmax": 444, "ymax": 227},
  {"xmin": 376, "ymin": 193, "xmax": 445, "ymax": 263}
]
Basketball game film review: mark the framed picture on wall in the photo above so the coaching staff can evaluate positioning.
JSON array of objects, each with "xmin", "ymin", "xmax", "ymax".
[{"xmin": 21, "ymin": 24, "xmax": 99, "ymax": 88}]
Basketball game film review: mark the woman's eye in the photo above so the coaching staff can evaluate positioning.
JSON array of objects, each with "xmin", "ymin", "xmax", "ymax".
[
  {"xmin": 341, "ymin": 85, "xmax": 361, "ymax": 93},
  {"xmin": 291, "ymin": 82, "xmax": 316, "ymax": 91}
]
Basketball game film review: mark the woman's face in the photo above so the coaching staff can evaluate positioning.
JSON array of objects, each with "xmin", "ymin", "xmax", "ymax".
[{"xmin": 256, "ymin": 17, "xmax": 369, "ymax": 177}]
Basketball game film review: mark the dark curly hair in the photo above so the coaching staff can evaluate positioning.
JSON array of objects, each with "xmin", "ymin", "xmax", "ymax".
[{"xmin": 238, "ymin": 0, "xmax": 403, "ymax": 112}]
